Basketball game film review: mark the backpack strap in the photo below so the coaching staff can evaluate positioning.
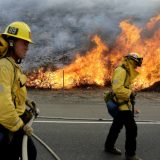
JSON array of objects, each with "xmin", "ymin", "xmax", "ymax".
[
  {"xmin": 5, "ymin": 57, "xmax": 17, "ymax": 107},
  {"xmin": 121, "ymin": 64, "xmax": 129, "ymax": 86}
]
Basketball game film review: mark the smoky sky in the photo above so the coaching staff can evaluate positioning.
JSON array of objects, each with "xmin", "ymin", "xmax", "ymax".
[{"xmin": 0, "ymin": 0, "xmax": 159, "ymax": 70}]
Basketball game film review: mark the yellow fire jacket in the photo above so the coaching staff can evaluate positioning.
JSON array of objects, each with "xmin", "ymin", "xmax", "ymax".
[
  {"xmin": 0, "ymin": 57, "xmax": 27, "ymax": 132},
  {"xmin": 112, "ymin": 66, "xmax": 132, "ymax": 110},
  {"xmin": 111, "ymin": 57, "xmax": 139, "ymax": 111}
]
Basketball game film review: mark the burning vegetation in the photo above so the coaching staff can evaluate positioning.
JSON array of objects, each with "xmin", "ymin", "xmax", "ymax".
[{"xmin": 26, "ymin": 15, "xmax": 160, "ymax": 90}]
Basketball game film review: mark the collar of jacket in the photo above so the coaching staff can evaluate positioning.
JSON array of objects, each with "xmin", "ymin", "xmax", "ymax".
[{"xmin": 6, "ymin": 56, "xmax": 20, "ymax": 69}]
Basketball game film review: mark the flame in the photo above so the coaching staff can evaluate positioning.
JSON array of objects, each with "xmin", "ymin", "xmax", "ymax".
[
  {"xmin": 27, "ymin": 35, "xmax": 109, "ymax": 89},
  {"xmin": 27, "ymin": 15, "xmax": 160, "ymax": 90}
]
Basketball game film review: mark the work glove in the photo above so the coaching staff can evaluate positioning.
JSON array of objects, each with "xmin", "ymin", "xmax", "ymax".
[
  {"xmin": 104, "ymin": 90, "xmax": 113, "ymax": 102},
  {"xmin": 23, "ymin": 124, "xmax": 33, "ymax": 136},
  {"xmin": 25, "ymin": 99, "xmax": 40, "ymax": 118},
  {"xmin": 25, "ymin": 99, "xmax": 36, "ymax": 109},
  {"xmin": 134, "ymin": 108, "xmax": 141, "ymax": 114}
]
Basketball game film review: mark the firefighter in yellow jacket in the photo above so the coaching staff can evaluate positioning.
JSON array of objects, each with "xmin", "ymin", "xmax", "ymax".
[
  {"xmin": 0, "ymin": 22, "xmax": 37, "ymax": 160},
  {"xmin": 104, "ymin": 53, "xmax": 143, "ymax": 160}
]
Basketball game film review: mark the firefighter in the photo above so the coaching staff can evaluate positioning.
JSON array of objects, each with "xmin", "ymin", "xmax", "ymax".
[
  {"xmin": 104, "ymin": 53, "xmax": 143, "ymax": 160},
  {"xmin": 0, "ymin": 21, "xmax": 37, "ymax": 160}
]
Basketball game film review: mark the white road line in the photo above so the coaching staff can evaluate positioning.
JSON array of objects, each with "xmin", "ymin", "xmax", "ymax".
[{"xmin": 35, "ymin": 120, "xmax": 160, "ymax": 125}]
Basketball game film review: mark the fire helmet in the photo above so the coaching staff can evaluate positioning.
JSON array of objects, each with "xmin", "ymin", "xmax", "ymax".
[
  {"xmin": 125, "ymin": 52, "xmax": 143, "ymax": 66},
  {"xmin": 2, "ymin": 21, "xmax": 33, "ymax": 43}
]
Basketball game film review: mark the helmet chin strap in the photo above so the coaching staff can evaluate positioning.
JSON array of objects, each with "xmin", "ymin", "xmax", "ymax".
[
  {"xmin": 13, "ymin": 53, "xmax": 22, "ymax": 64},
  {"xmin": 9, "ymin": 40, "xmax": 14, "ymax": 47}
]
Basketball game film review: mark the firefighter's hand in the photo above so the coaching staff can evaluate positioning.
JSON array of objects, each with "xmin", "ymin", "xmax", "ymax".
[
  {"xmin": 134, "ymin": 108, "xmax": 141, "ymax": 114},
  {"xmin": 26, "ymin": 99, "xmax": 36, "ymax": 109},
  {"xmin": 25, "ymin": 99, "xmax": 40, "ymax": 118},
  {"xmin": 23, "ymin": 124, "xmax": 33, "ymax": 136}
]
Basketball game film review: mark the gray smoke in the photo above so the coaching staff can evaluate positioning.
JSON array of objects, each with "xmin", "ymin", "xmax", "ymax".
[{"xmin": 0, "ymin": 0, "xmax": 159, "ymax": 70}]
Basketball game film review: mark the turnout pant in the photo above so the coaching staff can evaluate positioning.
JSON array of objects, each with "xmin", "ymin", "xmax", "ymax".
[{"xmin": 105, "ymin": 110, "xmax": 137, "ymax": 156}]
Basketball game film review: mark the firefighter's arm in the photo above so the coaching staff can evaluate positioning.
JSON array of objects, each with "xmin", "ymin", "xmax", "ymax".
[
  {"xmin": 112, "ymin": 67, "xmax": 132, "ymax": 101},
  {"xmin": 0, "ymin": 65, "xmax": 24, "ymax": 132}
]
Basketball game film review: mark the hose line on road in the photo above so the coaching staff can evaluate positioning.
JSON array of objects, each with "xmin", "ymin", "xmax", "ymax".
[
  {"xmin": 37, "ymin": 115, "xmax": 112, "ymax": 121},
  {"xmin": 32, "ymin": 133, "xmax": 62, "ymax": 160},
  {"xmin": 37, "ymin": 115, "xmax": 160, "ymax": 123}
]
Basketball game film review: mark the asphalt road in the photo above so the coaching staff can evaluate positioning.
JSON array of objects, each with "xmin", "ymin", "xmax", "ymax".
[
  {"xmin": 33, "ymin": 121, "xmax": 160, "ymax": 160},
  {"xmin": 28, "ymin": 89, "xmax": 160, "ymax": 160}
]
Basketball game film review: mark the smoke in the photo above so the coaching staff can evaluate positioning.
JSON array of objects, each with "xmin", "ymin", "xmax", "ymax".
[{"xmin": 0, "ymin": 0, "xmax": 159, "ymax": 70}]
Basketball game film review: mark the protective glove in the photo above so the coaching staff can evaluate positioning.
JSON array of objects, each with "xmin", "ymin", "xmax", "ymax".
[
  {"xmin": 25, "ymin": 99, "xmax": 36, "ymax": 109},
  {"xmin": 134, "ymin": 108, "xmax": 141, "ymax": 114},
  {"xmin": 25, "ymin": 99, "xmax": 39, "ymax": 117},
  {"xmin": 23, "ymin": 124, "xmax": 33, "ymax": 136},
  {"xmin": 104, "ymin": 90, "xmax": 113, "ymax": 102}
]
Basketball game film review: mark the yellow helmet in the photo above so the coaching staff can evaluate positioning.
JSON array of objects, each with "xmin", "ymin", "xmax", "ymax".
[
  {"xmin": 2, "ymin": 21, "xmax": 33, "ymax": 43},
  {"xmin": 125, "ymin": 52, "xmax": 143, "ymax": 66}
]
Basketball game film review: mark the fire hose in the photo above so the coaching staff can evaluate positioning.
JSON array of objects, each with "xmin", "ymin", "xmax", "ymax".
[
  {"xmin": 22, "ymin": 104, "xmax": 39, "ymax": 160},
  {"xmin": 32, "ymin": 133, "xmax": 62, "ymax": 160},
  {"xmin": 22, "ymin": 114, "xmax": 35, "ymax": 160},
  {"xmin": 22, "ymin": 106, "xmax": 62, "ymax": 160}
]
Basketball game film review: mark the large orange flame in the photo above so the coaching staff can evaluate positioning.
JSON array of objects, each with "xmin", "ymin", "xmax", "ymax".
[
  {"xmin": 27, "ymin": 15, "xmax": 160, "ymax": 90},
  {"xmin": 27, "ymin": 35, "xmax": 109, "ymax": 89}
]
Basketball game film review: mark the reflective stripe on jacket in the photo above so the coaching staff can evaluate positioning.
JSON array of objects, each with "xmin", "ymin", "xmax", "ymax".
[{"xmin": 0, "ymin": 57, "xmax": 27, "ymax": 132}]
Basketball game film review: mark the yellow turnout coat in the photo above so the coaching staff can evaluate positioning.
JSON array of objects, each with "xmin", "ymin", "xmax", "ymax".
[
  {"xmin": 0, "ymin": 57, "xmax": 27, "ymax": 131},
  {"xmin": 112, "ymin": 58, "xmax": 138, "ymax": 111}
]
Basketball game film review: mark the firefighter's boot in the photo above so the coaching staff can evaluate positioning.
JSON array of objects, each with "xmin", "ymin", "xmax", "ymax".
[{"xmin": 105, "ymin": 147, "xmax": 122, "ymax": 155}]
